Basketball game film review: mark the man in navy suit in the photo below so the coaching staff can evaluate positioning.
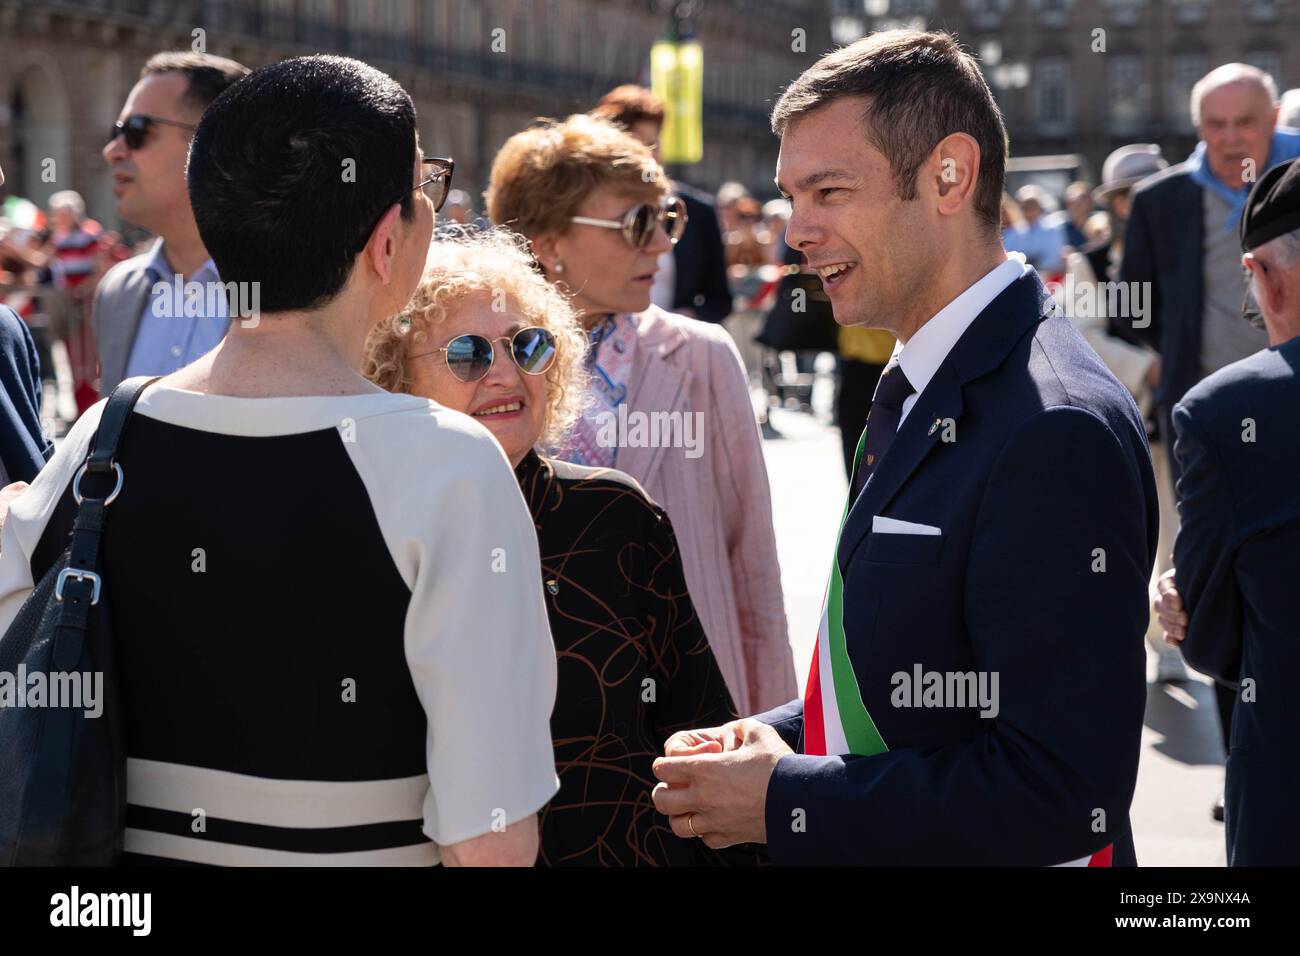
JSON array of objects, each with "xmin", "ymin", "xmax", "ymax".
[
  {"xmin": 1155, "ymin": 158, "xmax": 1300, "ymax": 865},
  {"xmin": 651, "ymin": 29, "xmax": 1157, "ymax": 865}
]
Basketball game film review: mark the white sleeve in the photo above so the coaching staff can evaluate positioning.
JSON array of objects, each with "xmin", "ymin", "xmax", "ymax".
[
  {"xmin": 343, "ymin": 404, "xmax": 559, "ymax": 847},
  {"xmin": 0, "ymin": 401, "xmax": 104, "ymax": 635}
]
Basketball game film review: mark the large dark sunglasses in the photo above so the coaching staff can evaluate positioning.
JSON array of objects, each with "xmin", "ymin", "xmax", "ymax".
[
  {"xmin": 570, "ymin": 196, "xmax": 688, "ymax": 249},
  {"xmin": 412, "ymin": 326, "xmax": 557, "ymax": 383},
  {"xmin": 108, "ymin": 114, "xmax": 197, "ymax": 150}
]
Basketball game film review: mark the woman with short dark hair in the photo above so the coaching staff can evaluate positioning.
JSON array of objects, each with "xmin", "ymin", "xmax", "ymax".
[{"xmin": 0, "ymin": 56, "xmax": 558, "ymax": 867}]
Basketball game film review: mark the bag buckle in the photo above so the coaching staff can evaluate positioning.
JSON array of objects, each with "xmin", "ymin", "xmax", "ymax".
[
  {"xmin": 72, "ymin": 461, "xmax": 124, "ymax": 506},
  {"xmin": 55, "ymin": 567, "xmax": 102, "ymax": 605}
]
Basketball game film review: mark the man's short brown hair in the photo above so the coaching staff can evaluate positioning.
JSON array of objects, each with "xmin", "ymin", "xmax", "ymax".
[
  {"xmin": 771, "ymin": 30, "xmax": 1007, "ymax": 235},
  {"xmin": 485, "ymin": 114, "xmax": 668, "ymax": 240},
  {"xmin": 591, "ymin": 85, "xmax": 666, "ymax": 131},
  {"xmin": 142, "ymin": 51, "xmax": 250, "ymax": 115}
]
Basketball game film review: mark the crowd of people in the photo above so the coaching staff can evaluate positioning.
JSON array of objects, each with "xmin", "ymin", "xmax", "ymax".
[{"xmin": 0, "ymin": 28, "xmax": 1296, "ymax": 868}]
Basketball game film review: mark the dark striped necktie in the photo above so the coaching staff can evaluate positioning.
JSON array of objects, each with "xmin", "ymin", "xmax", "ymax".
[{"xmin": 853, "ymin": 358, "xmax": 916, "ymax": 497}]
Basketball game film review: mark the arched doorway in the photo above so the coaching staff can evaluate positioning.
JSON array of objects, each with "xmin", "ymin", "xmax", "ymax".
[{"xmin": 9, "ymin": 57, "xmax": 71, "ymax": 209}]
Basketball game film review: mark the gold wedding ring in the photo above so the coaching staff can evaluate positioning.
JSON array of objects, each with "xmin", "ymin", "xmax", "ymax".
[{"xmin": 686, "ymin": 813, "xmax": 699, "ymax": 838}]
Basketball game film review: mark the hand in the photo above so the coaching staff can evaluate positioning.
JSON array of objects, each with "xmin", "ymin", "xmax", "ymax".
[
  {"xmin": 662, "ymin": 718, "xmax": 748, "ymax": 757},
  {"xmin": 651, "ymin": 718, "xmax": 793, "ymax": 849},
  {"xmin": 1145, "ymin": 357, "xmax": 1162, "ymax": 390},
  {"xmin": 0, "ymin": 481, "xmax": 29, "ymax": 538},
  {"xmin": 1153, "ymin": 567, "xmax": 1188, "ymax": 645}
]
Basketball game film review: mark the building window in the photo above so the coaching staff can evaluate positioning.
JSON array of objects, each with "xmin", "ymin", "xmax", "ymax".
[
  {"xmin": 1107, "ymin": 55, "xmax": 1146, "ymax": 135},
  {"xmin": 888, "ymin": 0, "xmax": 935, "ymax": 18},
  {"xmin": 1245, "ymin": 0, "xmax": 1280, "ymax": 23},
  {"xmin": 1171, "ymin": 0, "xmax": 1210, "ymax": 25},
  {"xmin": 1103, "ymin": 0, "xmax": 1143, "ymax": 26},
  {"xmin": 963, "ymin": 0, "xmax": 1011, "ymax": 31},
  {"xmin": 1033, "ymin": 0, "xmax": 1072, "ymax": 28},
  {"xmin": 1170, "ymin": 53, "xmax": 1208, "ymax": 133},
  {"xmin": 1245, "ymin": 50, "xmax": 1283, "ymax": 89},
  {"xmin": 1035, "ymin": 58, "xmax": 1071, "ymax": 135}
]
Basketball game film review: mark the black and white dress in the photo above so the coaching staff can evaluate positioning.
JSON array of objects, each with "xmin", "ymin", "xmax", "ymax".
[{"xmin": 0, "ymin": 386, "xmax": 560, "ymax": 865}]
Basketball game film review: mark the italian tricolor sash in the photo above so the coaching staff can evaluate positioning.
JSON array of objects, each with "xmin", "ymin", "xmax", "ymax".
[{"xmin": 802, "ymin": 429, "xmax": 1110, "ymax": 866}]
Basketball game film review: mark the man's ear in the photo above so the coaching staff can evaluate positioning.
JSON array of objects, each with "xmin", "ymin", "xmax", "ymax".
[
  {"xmin": 1244, "ymin": 252, "xmax": 1282, "ymax": 316},
  {"xmin": 365, "ymin": 203, "xmax": 403, "ymax": 284},
  {"xmin": 930, "ymin": 133, "xmax": 981, "ymax": 218}
]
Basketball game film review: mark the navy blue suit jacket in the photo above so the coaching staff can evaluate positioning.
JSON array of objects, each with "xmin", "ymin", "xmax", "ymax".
[
  {"xmin": 0, "ymin": 305, "xmax": 52, "ymax": 484},
  {"xmin": 670, "ymin": 184, "xmax": 732, "ymax": 323},
  {"xmin": 1119, "ymin": 162, "xmax": 1203, "ymax": 476},
  {"xmin": 756, "ymin": 272, "xmax": 1157, "ymax": 866},
  {"xmin": 1173, "ymin": 336, "xmax": 1300, "ymax": 866}
]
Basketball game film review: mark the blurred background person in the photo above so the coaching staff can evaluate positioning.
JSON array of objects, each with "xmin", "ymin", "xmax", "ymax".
[
  {"xmin": 592, "ymin": 85, "xmax": 732, "ymax": 323},
  {"xmin": 759, "ymin": 198, "xmax": 791, "ymax": 265},
  {"xmin": 1155, "ymin": 157, "xmax": 1300, "ymax": 864},
  {"xmin": 715, "ymin": 180, "xmax": 750, "ymax": 236},
  {"xmin": 1002, "ymin": 183, "xmax": 1067, "ymax": 276},
  {"xmin": 365, "ymin": 228, "xmax": 746, "ymax": 866},
  {"xmin": 833, "ymin": 324, "xmax": 896, "ymax": 480},
  {"xmin": 95, "ymin": 51, "xmax": 249, "ymax": 397},
  {"xmin": 42, "ymin": 190, "xmax": 103, "ymax": 413},
  {"xmin": 440, "ymin": 188, "xmax": 473, "ymax": 226},
  {"xmin": 1120, "ymin": 64, "xmax": 1300, "ymax": 819},
  {"xmin": 1059, "ymin": 144, "xmax": 1183, "ymax": 683},
  {"xmin": 1280, "ymin": 88, "xmax": 1300, "ymax": 129},
  {"xmin": 486, "ymin": 114, "xmax": 795, "ymax": 716},
  {"xmin": 1061, "ymin": 180, "xmax": 1094, "ymax": 251}
]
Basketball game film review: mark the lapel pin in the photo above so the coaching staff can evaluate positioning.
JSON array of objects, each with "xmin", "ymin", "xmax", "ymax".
[
  {"xmin": 545, "ymin": 579, "xmax": 559, "ymax": 596},
  {"xmin": 928, "ymin": 418, "xmax": 942, "ymax": 436}
]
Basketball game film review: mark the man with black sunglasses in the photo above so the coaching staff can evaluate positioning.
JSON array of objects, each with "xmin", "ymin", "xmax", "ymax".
[{"xmin": 94, "ymin": 51, "xmax": 249, "ymax": 397}]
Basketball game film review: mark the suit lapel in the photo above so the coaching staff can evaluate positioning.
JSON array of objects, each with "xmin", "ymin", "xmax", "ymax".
[
  {"xmin": 618, "ymin": 309, "xmax": 690, "ymax": 485},
  {"xmin": 837, "ymin": 273, "xmax": 1053, "ymax": 569},
  {"xmin": 100, "ymin": 264, "xmax": 154, "ymax": 390}
]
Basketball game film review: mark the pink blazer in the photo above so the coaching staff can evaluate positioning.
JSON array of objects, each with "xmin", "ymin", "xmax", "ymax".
[{"xmin": 616, "ymin": 306, "xmax": 796, "ymax": 715}]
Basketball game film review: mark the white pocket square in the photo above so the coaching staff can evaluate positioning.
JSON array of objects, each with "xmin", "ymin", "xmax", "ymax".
[{"xmin": 872, "ymin": 515, "xmax": 942, "ymax": 536}]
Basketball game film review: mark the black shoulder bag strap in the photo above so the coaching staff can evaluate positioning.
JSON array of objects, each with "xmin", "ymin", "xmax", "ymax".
[{"xmin": 50, "ymin": 376, "xmax": 159, "ymax": 673}]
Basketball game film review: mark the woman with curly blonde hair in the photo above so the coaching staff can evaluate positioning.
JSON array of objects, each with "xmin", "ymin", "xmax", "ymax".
[{"xmin": 364, "ymin": 228, "xmax": 743, "ymax": 867}]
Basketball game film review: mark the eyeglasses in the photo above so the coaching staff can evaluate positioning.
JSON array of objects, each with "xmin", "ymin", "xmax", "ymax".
[
  {"xmin": 108, "ymin": 114, "xmax": 197, "ymax": 150},
  {"xmin": 570, "ymin": 196, "xmax": 688, "ymax": 249},
  {"xmin": 411, "ymin": 326, "xmax": 557, "ymax": 383},
  {"xmin": 403, "ymin": 157, "xmax": 455, "ymax": 212}
]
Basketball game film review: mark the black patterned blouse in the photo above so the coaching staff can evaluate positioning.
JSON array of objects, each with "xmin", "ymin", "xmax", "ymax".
[{"xmin": 516, "ymin": 450, "xmax": 743, "ymax": 866}]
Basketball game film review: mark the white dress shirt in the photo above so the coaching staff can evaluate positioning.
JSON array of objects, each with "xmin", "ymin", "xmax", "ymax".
[{"xmin": 893, "ymin": 253, "xmax": 1033, "ymax": 426}]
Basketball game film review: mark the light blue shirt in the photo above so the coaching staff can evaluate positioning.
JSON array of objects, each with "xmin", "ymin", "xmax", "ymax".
[
  {"xmin": 124, "ymin": 240, "xmax": 230, "ymax": 378},
  {"xmin": 1002, "ymin": 219, "xmax": 1068, "ymax": 274}
]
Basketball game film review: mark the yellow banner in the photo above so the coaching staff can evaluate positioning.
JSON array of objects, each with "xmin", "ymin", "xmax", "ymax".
[{"xmin": 651, "ymin": 40, "xmax": 703, "ymax": 165}]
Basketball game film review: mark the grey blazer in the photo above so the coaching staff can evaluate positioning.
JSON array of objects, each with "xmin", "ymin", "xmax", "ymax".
[{"xmin": 92, "ymin": 251, "xmax": 154, "ymax": 398}]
